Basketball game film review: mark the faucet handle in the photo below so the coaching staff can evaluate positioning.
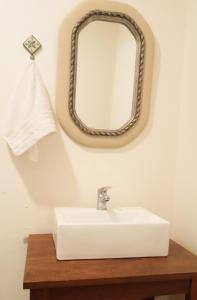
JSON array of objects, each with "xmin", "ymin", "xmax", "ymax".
[
  {"xmin": 98, "ymin": 186, "xmax": 111, "ymax": 195},
  {"xmin": 97, "ymin": 186, "xmax": 111, "ymax": 210}
]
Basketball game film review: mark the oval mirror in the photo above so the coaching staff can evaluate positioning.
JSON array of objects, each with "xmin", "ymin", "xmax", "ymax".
[{"xmin": 57, "ymin": 1, "xmax": 154, "ymax": 147}]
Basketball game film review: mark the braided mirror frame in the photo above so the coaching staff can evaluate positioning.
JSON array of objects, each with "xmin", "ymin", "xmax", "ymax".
[{"xmin": 68, "ymin": 10, "xmax": 145, "ymax": 137}]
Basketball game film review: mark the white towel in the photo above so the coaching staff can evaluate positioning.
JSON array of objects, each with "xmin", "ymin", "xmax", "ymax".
[{"xmin": 1, "ymin": 61, "xmax": 56, "ymax": 157}]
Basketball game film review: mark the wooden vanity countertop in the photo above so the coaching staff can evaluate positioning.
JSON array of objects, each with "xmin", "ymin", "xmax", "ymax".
[{"xmin": 23, "ymin": 234, "xmax": 197, "ymax": 290}]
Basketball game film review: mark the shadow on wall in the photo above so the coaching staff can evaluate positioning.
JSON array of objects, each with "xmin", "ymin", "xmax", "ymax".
[{"xmin": 10, "ymin": 129, "xmax": 78, "ymax": 207}]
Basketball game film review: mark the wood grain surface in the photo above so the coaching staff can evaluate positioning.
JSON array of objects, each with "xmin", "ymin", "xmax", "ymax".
[
  {"xmin": 29, "ymin": 282, "xmax": 188, "ymax": 300},
  {"xmin": 23, "ymin": 234, "xmax": 197, "ymax": 290}
]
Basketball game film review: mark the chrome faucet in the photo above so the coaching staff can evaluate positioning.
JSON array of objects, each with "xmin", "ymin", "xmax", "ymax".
[{"xmin": 97, "ymin": 186, "xmax": 111, "ymax": 210}]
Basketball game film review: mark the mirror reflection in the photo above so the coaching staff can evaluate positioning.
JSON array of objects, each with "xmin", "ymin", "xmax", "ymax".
[{"xmin": 75, "ymin": 21, "xmax": 137, "ymax": 130}]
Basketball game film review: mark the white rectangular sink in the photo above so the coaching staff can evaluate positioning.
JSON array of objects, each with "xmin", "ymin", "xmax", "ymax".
[{"xmin": 53, "ymin": 207, "xmax": 170, "ymax": 260}]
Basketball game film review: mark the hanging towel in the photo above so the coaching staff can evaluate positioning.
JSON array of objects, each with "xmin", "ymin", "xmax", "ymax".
[{"xmin": 1, "ymin": 61, "xmax": 56, "ymax": 156}]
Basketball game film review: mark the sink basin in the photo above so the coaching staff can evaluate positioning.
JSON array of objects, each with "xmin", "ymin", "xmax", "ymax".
[{"xmin": 53, "ymin": 207, "xmax": 170, "ymax": 260}]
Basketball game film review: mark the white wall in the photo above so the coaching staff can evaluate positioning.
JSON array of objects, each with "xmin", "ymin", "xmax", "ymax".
[
  {"xmin": 168, "ymin": 2, "xmax": 197, "ymax": 299},
  {"xmin": 0, "ymin": 1, "xmax": 189, "ymax": 300},
  {"xmin": 172, "ymin": 0, "xmax": 197, "ymax": 256}
]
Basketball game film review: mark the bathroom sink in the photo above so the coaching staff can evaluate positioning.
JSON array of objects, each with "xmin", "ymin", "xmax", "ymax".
[{"xmin": 53, "ymin": 207, "xmax": 170, "ymax": 260}]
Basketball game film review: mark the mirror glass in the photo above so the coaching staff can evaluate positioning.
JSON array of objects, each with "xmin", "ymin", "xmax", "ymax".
[{"xmin": 75, "ymin": 20, "xmax": 137, "ymax": 130}]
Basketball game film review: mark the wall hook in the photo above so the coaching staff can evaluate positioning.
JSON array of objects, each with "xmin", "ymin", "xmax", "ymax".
[{"xmin": 23, "ymin": 35, "xmax": 42, "ymax": 60}]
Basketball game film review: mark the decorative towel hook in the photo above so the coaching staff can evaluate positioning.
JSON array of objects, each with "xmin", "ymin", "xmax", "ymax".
[{"xmin": 23, "ymin": 35, "xmax": 42, "ymax": 60}]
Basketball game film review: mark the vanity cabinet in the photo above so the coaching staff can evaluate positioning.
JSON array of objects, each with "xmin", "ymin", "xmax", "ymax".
[{"xmin": 23, "ymin": 234, "xmax": 197, "ymax": 300}]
